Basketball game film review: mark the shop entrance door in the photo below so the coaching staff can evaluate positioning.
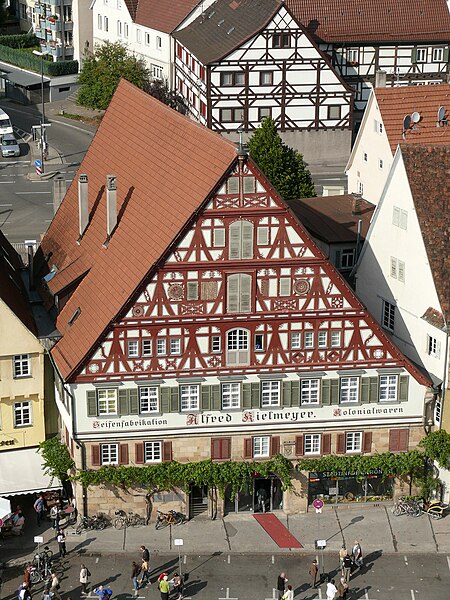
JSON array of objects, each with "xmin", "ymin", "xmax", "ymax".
[
  {"xmin": 189, "ymin": 484, "xmax": 208, "ymax": 518},
  {"xmin": 254, "ymin": 477, "xmax": 283, "ymax": 513}
]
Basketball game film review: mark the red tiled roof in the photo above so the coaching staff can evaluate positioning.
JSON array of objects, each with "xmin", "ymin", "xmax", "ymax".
[
  {"xmin": 402, "ymin": 145, "xmax": 450, "ymax": 325},
  {"xmin": 286, "ymin": 194, "xmax": 375, "ymax": 244},
  {"xmin": 36, "ymin": 79, "xmax": 237, "ymax": 380},
  {"xmin": 124, "ymin": 0, "xmax": 201, "ymax": 33},
  {"xmin": 421, "ymin": 307, "xmax": 445, "ymax": 330},
  {"xmin": 376, "ymin": 85, "xmax": 450, "ymax": 154},
  {"xmin": 286, "ymin": 0, "xmax": 450, "ymax": 43}
]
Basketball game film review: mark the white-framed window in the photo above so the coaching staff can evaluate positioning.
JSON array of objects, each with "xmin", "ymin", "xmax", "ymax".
[
  {"xmin": 390, "ymin": 257, "xmax": 405, "ymax": 282},
  {"xmin": 97, "ymin": 13, "xmax": 102, "ymax": 29},
  {"xmin": 382, "ymin": 300, "xmax": 395, "ymax": 332},
  {"xmin": 363, "ymin": 152, "xmax": 368, "ymax": 162},
  {"xmin": 124, "ymin": 22, "xmax": 128, "ymax": 38},
  {"xmin": 116, "ymin": 0, "xmax": 122, "ymax": 7},
  {"xmin": 427, "ymin": 335, "xmax": 441, "ymax": 358},
  {"xmin": 379, "ymin": 375, "xmax": 398, "ymax": 401},
  {"xmin": 187, "ymin": 281, "xmax": 198, "ymax": 300},
  {"xmin": 432, "ymin": 47, "xmax": 444, "ymax": 62},
  {"xmin": 213, "ymin": 228, "xmax": 225, "ymax": 247},
  {"xmin": 180, "ymin": 384, "xmax": 199, "ymax": 411},
  {"xmin": 139, "ymin": 387, "xmax": 159, "ymax": 413},
  {"xmin": 127, "ymin": 340, "xmax": 139, "ymax": 357},
  {"xmin": 145, "ymin": 32, "xmax": 150, "ymax": 45},
  {"xmin": 156, "ymin": 36, "xmax": 162, "ymax": 49},
  {"xmin": 211, "ymin": 335, "xmax": 221, "ymax": 353},
  {"xmin": 254, "ymin": 334, "xmax": 264, "ymax": 351},
  {"xmin": 13, "ymin": 354, "xmax": 31, "ymax": 378},
  {"xmin": 261, "ymin": 381, "xmax": 280, "ymax": 406},
  {"xmin": 226, "ymin": 328, "xmax": 250, "ymax": 366},
  {"xmin": 136, "ymin": 28, "xmax": 141, "ymax": 43},
  {"xmin": 340, "ymin": 377, "xmax": 359, "ymax": 403},
  {"xmin": 358, "ymin": 180, "xmax": 364, "ymax": 195},
  {"xmin": 346, "ymin": 432, "xmax": 362, "ymax": 453},
  {"xmin": 142, "ymin": 339, "xmax": 152, "ymax": 356},
  {"xmin": 103, "ymin": 16, "xmax": 108, "ymax": 31},
  {"xmin": 227, "ymin": 273, "xmax": 252, "ymax": 313},
  {"xmin": 156, "ymin": 339, "xmax": 167, "ymax": 356},
  {"xmin": 304, "ymin": 332, "xmax": 314, "ymax": 348},
  {"xmin": 97, "ymin": 389, "xmax": 118, "ymax": 415},
  {"xmin": 117, "ymin": 20, "xmax": 122, "ymax": 36},
  {"xmin": 346, "ymin": 48, "xmax": 359, "ymax": 63},
  {"xmin": 229, "ymin": 220, "xmax": 254, "ymax": 260},
  {"xmin": 331, "ymin": 331, "xmax": 341, "ymax": 347},
  {"xmin": 318, "ymin": 331, "xmax": 327, "ymax": 348},
  {"xmin": 144, "ymin": 441, "xmax": 162, "ymax": 463},
  {"xmin": 14, "ymin": 401, "xmax": 32, "ymax": 427},
  {"xmin": 300, "ymin": 379, "xmax": 320, "ymax": 404},
  {"xmin": 374, "ymin": 119, "xmax": 383, "ymax": 133},
  {"xmin": 416, "ymin": 47, "xmax": 428, "ymax": 62},
  {"xmin": 379, "ymin": 159, "xmax": 383, "ymax": 169},
  {"xmin": 291, "ymin": 332, "xmax": 301, "ymax": 350},
  {"xmin": 340, "ymin": 248, "xmax": 355, "ymax": 269},
  {"xmin": 170, "ymin": 338, "xmax": 181, "ymax": 355},
  {"xmin": 221, "ymin": 382, "xmax": 241, "ymax": 409},
  {"xmin": 279, "ymin": 277, "xmax": 291, "ymax": 296},
  {"xmin": 101, "ymin": 443, "xmax": 118, "ymax": 465},
  {"xmin": 393, "ymin": 206, "xmax": 407, "ymax": 230},
  {"xmin": 260, "ymin": 71, "xmax": 273, "ymax": 85},
  {"xmin": 304, "ymin": 433, "xmax": 321, "ymax": 455},
  {"xmin": 253, "ymin": 436, "xmax": 269, "ymax": 458}
]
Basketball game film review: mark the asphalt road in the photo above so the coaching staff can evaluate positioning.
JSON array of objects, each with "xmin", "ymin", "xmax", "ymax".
[{"xmin": 1, "ymin": 551, "xmax": 449, "ymax": 600}]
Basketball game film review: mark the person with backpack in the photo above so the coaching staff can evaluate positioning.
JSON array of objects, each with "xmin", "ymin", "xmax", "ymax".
[
  {"xmin": 80, "ymin": 564, "xmax": 91, "ymax": 595},
  {"xmin": 93, "ymin": 586, "xmax": 113, "ymax": 600},
  {"xmin": 342, "ymin": 554, "xmax": 352, "ymax": 583},
  {"xmin": 18, "ymin": 582, "xmax": 31, "ymax": 600},
  {"xmin": 42, "ymin": 588, "xmax": 53, "ymax": 600}
]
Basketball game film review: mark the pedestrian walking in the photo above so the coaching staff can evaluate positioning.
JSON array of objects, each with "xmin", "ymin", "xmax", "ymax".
[
  {"xmin": 42, "ymin": 588, "xmax": 53, "ymax": 600},
  {"xmin": 140, "ymin": 546, "xmax": 150, "ymax": 562},
  {"xmin": 342, "ymin": 554, "xmax": 352, "ymax": 583},
  {"xmin": 309, "ymin": 559, "xmax": 319, "ymax": 588},
  {"xmin": 337, "ymin": 577, "xmax": 349, "ymax": 598},
  {"xmin": 50, "ymin": 504, "xmax": 60, "ymax": 530},
  {"xmin": 49, "ymin": 574, "xmax": 61, "ymax": 600},
  {"xmin": 93, "ymin": 586, "xmax": 112, "ymax": 600},
  {"xmin": 339, "ymin": 545, "xmax": 347, "ymax": 573},
  {"xmin": 139, "ymin": 557, "xmax": 150, "ymax": 587},
  {"xmin": 18, "ymin": 583, "xmax": 31, "ymax": 600},
  {"xmin": 169, "ymin": 573, "xmax": 183, "ymax": 600},
  {"xmin": 282, "ymin": 584, "xmax": 294, "ymax": 600},
  {"xmin": 34, "ymin": 494, "xmax": 45, "ymax": 527},
  {"xmin": 24, "ymin": 565, "xmax": 32, "ymax": 591},
  {"xmin": 131, "ymin": 561, "xmax": 141, "ymax": 596},
  {"xmin": 326, "ymin": 579, "xmax": 338, "ymax": 600},
  {"xmin": 276, "ymin": 572, "xmax": 288, "ymax": 600},
  {"xmin": 352, "ymin": 540, "xmax": 363, "ymax": 568},
  {"xmin": 57, "ymin": 529, "xmax": 67, "ymax": 558},
  {"xmin": 80, "ymin": 564, "xmax": 90, "ymax": 595},
  {"xmin": 256, "ymin": 487, "xmax": 267, "ymax": 513},
  {"xmin": 158, "ymin": 575, "xmax": 170, "ymax": 600}
]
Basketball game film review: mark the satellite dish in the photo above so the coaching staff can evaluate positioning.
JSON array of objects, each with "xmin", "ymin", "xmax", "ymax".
[
  {"xmin": 438, "ymin": 106, "xmax": 446, "ymax": 121},
  {"xmin": 403, "ymin": 114, "xmax": 411, "ymax": 131},
  {"xmin": 411, "ymin": 111, "xmax": 421, "ymax": 124}
]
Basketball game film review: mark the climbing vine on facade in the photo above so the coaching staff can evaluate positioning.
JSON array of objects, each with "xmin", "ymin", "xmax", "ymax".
[{"xmin": 38, "ymin": 436, "xmax": 75, "ymax": 483}]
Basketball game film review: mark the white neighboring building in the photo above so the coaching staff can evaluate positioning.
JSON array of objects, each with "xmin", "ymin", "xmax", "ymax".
[{"xmin": 346, "ymin": 83, "xmax": 450, "ymax": 205}]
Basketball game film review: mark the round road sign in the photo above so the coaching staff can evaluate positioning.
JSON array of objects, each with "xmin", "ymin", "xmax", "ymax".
[
  {"xmin": 313, "ymin": 498, "xmax": 324, "ymax": 510},
  {"xmin": 0, "ymin": 518, "xmax": 3, "ymax": 527},
  {"xmin": 34, "ymin": 159, "xmax": 42, "ymax": 167}
]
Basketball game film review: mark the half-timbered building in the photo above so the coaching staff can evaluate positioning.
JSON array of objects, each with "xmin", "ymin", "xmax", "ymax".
[
  {"xmin": 286, "ymin": 0, "xmax": 450, "ymax": 119},
  {"xmin": 173, "ymin": 0, "xmax": 354, "ymax": 166},
  {"xmin": 36, "ymin": 80, "xmax": 432, "ymax": 518}
]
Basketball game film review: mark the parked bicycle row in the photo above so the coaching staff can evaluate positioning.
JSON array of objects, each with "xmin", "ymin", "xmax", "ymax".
[{"xmin": 392, "ymin": 496, "xmax": 449, "ymax": 519}]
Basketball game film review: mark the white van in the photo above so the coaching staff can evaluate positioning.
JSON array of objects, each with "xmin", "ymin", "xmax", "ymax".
[{"xmin": 0, "ymin": 108, "xmax": 13, "ymax": 136}]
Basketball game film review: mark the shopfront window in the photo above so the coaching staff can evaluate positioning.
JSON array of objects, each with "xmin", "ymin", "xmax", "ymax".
[{"xmin": 308, "ymin": 470, "xmax": 393, "ymax": 505}]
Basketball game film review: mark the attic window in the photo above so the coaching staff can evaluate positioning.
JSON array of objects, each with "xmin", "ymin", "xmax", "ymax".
[
  {"xmin": 68, "ymin": 307, "xmax": 81, "ymax": 326},
  {"xmin": 208, "ymin": 10, "xmax": 215, "ymax": 18},
  {"xmin": 217, "ymin": 19, "xmax": 224, "ymax": 26},
  {"xmin": 43, "ymin": 264, "xmax": 58, "ymax": 283},
  {"xmin": 227, "ymin": 27, "xmax": 235, "ymax": 35},
  {"xmin": 272, "ymin": 32, "xmax": 290, "ymax": 48}
]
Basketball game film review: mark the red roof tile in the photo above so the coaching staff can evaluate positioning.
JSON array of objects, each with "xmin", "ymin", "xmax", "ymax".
[
  {"xmin": 36, "ymin": 79, "xmax": 237, "ymax": 380},
  {"xmin": 124, "ymin": 0, "xmax": 200, "ymax": 33},
  {"xmin": 376, "ymin": 85, "xmax": 450, "ymax": 154},
  {"xmin": 286, "ymin": 0, "xmax": 450, "ymax": 43}
]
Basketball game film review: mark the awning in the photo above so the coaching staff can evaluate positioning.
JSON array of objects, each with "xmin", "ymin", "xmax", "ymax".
[
  {"xmin": 0, "ymin": 447, "xmax": 61, "ymax": 496},
  {"xmin": 0, "ymin": 497, "xmax": 11, "ymax": 521}
]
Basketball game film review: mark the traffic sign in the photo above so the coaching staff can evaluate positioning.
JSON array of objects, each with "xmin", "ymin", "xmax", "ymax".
[
  {"xmin": 174, "ymin": 538, "xmax": 184, "ymax": 546},
  {"xmin": 0, "ymin": 518, "xmax": 3, "ymax": 527},
  {"xmin": 313, "ymin": 498, "xmax": 324, "ymax": 510},
  {"xmin": 34, "ymin": 159, "xmax": 42, "ymax": 167}
]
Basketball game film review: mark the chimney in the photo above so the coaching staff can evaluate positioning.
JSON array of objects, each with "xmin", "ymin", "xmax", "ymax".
[
  {"xmin": 352, "ymin": 192, "xmax": 362, "ymax": 216},
  {"xmin": 106, "ymin": 175, "xmax": 117, "ymax": 237},
  {"xmin": 78, "ymin": 174, "xmax": 89, "ymax": 237},
  {"xmin": 375, "ymin": 70, "xmax": 387, "ymax": 88},
  {"xmin": 53, "ymin": 175, "xmax": 66, "ymax": 214}
]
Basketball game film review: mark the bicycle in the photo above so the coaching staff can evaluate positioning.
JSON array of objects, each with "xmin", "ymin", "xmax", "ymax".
[
  {"xmin": 76, "ymin": 514, "xmax": 110, "ymax": 534},
  {"xmin": 32, "ymin": 546, "xmax": 54, "ymax": 566},
  {"xmin": 29, "ymin": 559, "xmax": 55, "ymax": 584},
  {"xmin": 113, "ymin": 510, "xmax": 147, "ymax": 529},
  {"xmin": 392, "ymin": 497, "xmax": 421, "ymax": 517},
  {"xmin": 155, "ymin": 510, "xmax": 187, "ymax": 529}
]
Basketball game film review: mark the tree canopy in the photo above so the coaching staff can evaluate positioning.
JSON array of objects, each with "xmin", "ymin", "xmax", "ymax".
[
  {"xmin": 77, "ymin": 42, "xmax": 150, "ymax": 110},
  {"xmin": 248, "ymin": 117, "xmax": 316, "ymax": 200},
  {"xmin": 144, "ymin": 79, "xmax": 187, "ymax": 114}
]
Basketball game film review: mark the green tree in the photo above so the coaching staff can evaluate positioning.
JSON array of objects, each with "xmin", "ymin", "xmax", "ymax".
[
  {"xmin": 419, "ymin": 429, "xmax": 450, "ymax": 468},
  {"xmin": 77, "ymin": 42, "xmax": 150, "ymax": 110},
  {"xmin": 38, "ymin": 436, "xmax": 75, "ymax": 484},
  {"xmin": 248, "ymin": 117, "xmax": 315, "ymax": 199},
  {"xmin": 143, "ymin": 78, "xmax": 188, "ymax": 114}
]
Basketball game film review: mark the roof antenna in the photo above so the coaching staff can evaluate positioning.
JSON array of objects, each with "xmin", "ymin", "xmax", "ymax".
[{"xmin": 236, "ymin": 126, "xmax": 247, "ymax": 155}]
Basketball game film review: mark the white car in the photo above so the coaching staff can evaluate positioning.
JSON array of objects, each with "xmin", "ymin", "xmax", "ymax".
[{"xmin": 1, "ymin": 133, "xmax": 20, "ymax": 157}]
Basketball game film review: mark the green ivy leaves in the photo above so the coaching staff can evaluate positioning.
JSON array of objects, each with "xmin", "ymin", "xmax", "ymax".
[{"xmin": 38, "ymin": 436, "xmax": 75, "ymax": 483}]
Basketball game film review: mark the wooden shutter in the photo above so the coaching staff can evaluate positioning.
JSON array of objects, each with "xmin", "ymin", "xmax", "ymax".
[
  {"xmin": 119, "ymin": 444, "xmax": 129, "ymax": 465},
  {"xmin": 251, "ymin": 382, "xmax": 260, "ymax": 408},
  {"xmin": 187, "ymin": 281, "xmax": 198, "ymax": 300},
  {"xmin": 135, "ymin": 443, "xmax": 144, "ymax": 464},
  {"xmin": 222, "ymin": 437, "xmax": 231, "ymax": 460},
  {"xmin": 227, "ymin": 274, "xmax": 240, "ymax": 312},
  {"xmin": 322, "ymin": 433, "xmax": 331, "ymax": 455},
  {"xmin": 444, "ymin": 47, "xmax": 449, "ymax": 62},
  {"xmin": 321, "ymin": 379, "xmax": 331, "ymax": 405},
  {"xmin": 282, "ymin": 380, "xmax": 293, "ymax": 407},
  {"xmin": 118, "ymin": 389, "xmax": 129, "ymax": 415},
  {"xmin": 229, "ymin": 221, "xmax": 241, "ymax": 260},
  {"xmin": 295, "ymin": 435, "xmax": 304, "ymax": 456},
  {"xmin": 87, "ymin": 391, "xmax": 98, "ymax": 417},
  {"xmin": 160, "ymin": 387, "xmax": 170, "ymax": 413},
  {"xmin": 399, "ymin": 376, "xmax": 409, "ymax": 402},
  {"xmin": 244, "ymin": 438, "xmax": 253, "ymax": 459},
  {"xmin": 242, "ymin": 383, "xmax": 252, "ymax": 408},
  {"xmin": 162, "ymin": 441, "xmax": 173, "ymax": 462},
  {"xmin": 213, "ymin": 437, "xmax": 231, "ymax": 460},
  {"xmin": 213, "ymin": 228, "xmax": 225, "ymax": 247},
  {"xmin": 369, "ymin": 377, "xmax": 378, "ymax": 403},
  {"xmin": 211, "ymin": 385, "xmax": 221, "ymax": 410},
  {"xmin": 211, "ymin": 438, "xmax": 221, "ymax": 460},
  {"xmin": 360, "ymin": 378, "xmax": 370, "ymax": 404},
  {"xmin": 202, "ymin": 385, "xmax": 211, "ymax": 410},
  {"xmin": 91, "ymin": 445, "xmax": 101, "ymax": 466},
  {"xmin": 330, "ymin": 379, "xmax": 339, "ymax": 404},
  {"xmin": 240, "ymin": 274, "xmax": 252, "ymax": 313},
  {"xmin": 279, "ymin": 278, "xmax": 291, "ymax": 296},
  {"xmin": 170, "ymin": 387, "xmax": 179, "ymax": 412},
  {"xmin": 363, "ymin": 431, "xmax": 372, "ymax": 453},
  {"xmin": 241, "ymin": 221, "xmax": 254, "ymax": 259},
  {"xmin": 389, "ymin": 429, "xmax": 400, "ymax": 452},
  {"xmin": 398, "ymin": 429, "xmax": 409, "ymax": 452},
  {"xmin": 336, "ymin": 433, "xmax": 346, "ymax": 454},
  {"xmin": 129, "ymin": 389, "xmax": 139, "ymax": 414},
  {"xmin": 411, "ymin": 47, "xmax": 417, "ymax": 63},
  {"xmin": 270, "ymin": 436, "xmax": 280, "ymax": 457}
]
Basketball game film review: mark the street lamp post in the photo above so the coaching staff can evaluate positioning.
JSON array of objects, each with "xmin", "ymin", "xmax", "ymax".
[{"xmin": 32, "ymin": 50, "xmax": 47, "ymax": 173}]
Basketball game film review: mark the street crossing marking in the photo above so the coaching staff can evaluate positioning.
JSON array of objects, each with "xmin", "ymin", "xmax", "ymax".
[
  {"xmin": 218, "ymin": 588, "xmax": 238, "ymax": 600},
  {"xmin": 227, "ymin": 555, "xmax": 231, "ymax": 564},
  {"xmin": 404, "ymin": 556, "xmax": 409, "ymax": 566},
  {"xmin": 410, "ymin": 591, "xmax": 415, "ymax": 600},
  {"xmin": 447, "ymin": 556, "xmax": 450, "ymax": 571}
]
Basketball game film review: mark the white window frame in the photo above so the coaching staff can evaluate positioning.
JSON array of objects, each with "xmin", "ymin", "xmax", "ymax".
[
  {"xmin": 254, "ymin": 334, "xmax": 264, "ymax": 351},
  {"xmin": 97, "ymin": 389, "xmax": 118, "ymax": 415},
  {"xmin": 211, "ymin": 335, "xmax": 221, "ymax": 353},
  {"xmin": 340, "ymin": 248, "xmax": 355, "ymax": 269},
  {"xmin": 139, "ymin": 386, "xmax": 159, "ymax": 413},
  {"xmin": 180, "ymin": 384, "xmax": 200, "ymax": 411},
  {"xmin": 170, "ymin": 338, "xmax": 181, "ymax": 355},
  {"xmin": 304, "ymin": 433, "xmax": 321, "ymax": 455},
  {"xmin": 346, "ymin": 48, "xmax": 359, "ymax": 63},
  {"xmin": 261, "ymin": 380, "xmax": 280, "ymax": 407},
  {"xmin": 13, "ymin": 354, "xmax": 31, "ymax": 378},
  {"xmin": 136, "ymin": 28, "xmax": 141, "ymax": 43},
  {"xmin": 124, "ymin": 22, "xmax": 128, "ymax": 38},
  {"xmin": 145, "ymin": 32, "xmax": 150, "ymax": 45},
  {"xmin": 97, "ymin": 13, "xmax": 102, "ymax": 29},
  {"xmin": 156, "ymin": 338, "xmax": 167, "ymax": 356},
  {"xmin": 363, "ymin": 152, "xmax": 368, "ymax": 162},
  {"xmin": 142, "ymin": 339, "xmax": 152, "ymax": 356},
  {"xmin": 14, "ymin": 401, "xmax": 32, "ymax": 427},
  {"xmin": 226, "ymin": 328, "xmax": 250, "ymax": 366},
  {"xmin": 427, "ymin": 335, "xmax": 441, "ymax": 358},
  {"xmin": 379, "ymin": 375, "xmax": 398, "ymax": 402},
  {"xmin": 117, "ymin": 19, "xmax": 122, "ymax": 36},
  {"xmin": 103, "ymin": 16, "xmax": 108, "ymax": 31},
  {"xmin": 379, "ymin": 159, "xmax": 383, "ymax": 170},
  {"xmin": 127, "ymin": 340, "xmax": 139, "ymax": 357},
  {"xmin": 393, "ymin": 206, "xmax": 408, "ymax": 230},
  {"xmin": 340, "ymin": 377, "xmax": 359, "ymax": 403},
  {"xmin": 291, "ymin": 332, "xmax": 301, "ymax": 350},
  {"xmin": 101, "ymin": 443, "xmax": 118, "ymax": 465},
  {"xmin": 331, "ymin": 331, "xmax": 341, "ymax": 347},
  {"xmin": 346, "ymin": 432, "xmax": 362, "ymax": 453},
  {"xmin": 253, "ymin": 436, "xmax": 269, "ymax": 458},
  {"xmin": 432, "ymin": 47, "xmax": 444, "ymax": 62},
  {"xmin": 318, "ymin": 331, "xmax": 327, "ymax": 348},
  {"xmin": 144, "ymin": 441, "xmax": 162, "ymax": 463},
  {"xmin": 156, "ymin": 35, "xmax": 162, "ymax": 49},
  {"xmin": 300, "ymin": 379, "xmax": 320, "ymax": 405},
  {"xmin": 221, "ymin": 382, "xmax": 241, "ymax": 409},
  {"xmin": 304, "ymin": 332, "xmax": 314, "ymax": 348},
  {"xmin": 382, "ymin": 300, "xmax": 395, "ymax": 332},
  {"xmin": 416, "ymin": 47, "xmax": 427, "ymax": 62}
]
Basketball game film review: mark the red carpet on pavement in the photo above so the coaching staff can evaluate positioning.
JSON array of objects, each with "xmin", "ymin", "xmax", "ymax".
[{"xmin": 253, "ymin": 513, "xmax": 303, "ymax": 548}]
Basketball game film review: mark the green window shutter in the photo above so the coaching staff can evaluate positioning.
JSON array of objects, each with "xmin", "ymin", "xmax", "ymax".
[
  {"xmin": 369, "ymin": 377, "xmax": 378, "ymax": 403},
  {"xmin": 282, "ymin": 381, "xmax": 292, "ymax": 407},
  {"xmin": 399, "ymin": 376, "xmax": 409, "ymax": 402},
  {"xmin": 330, "ymin": 379, "xmax": 339, "ymax": 405},
  {"xmin": 118, "ymin": 389, "xmax": 129, "ymax": 415},
  {"xmin": 444, "ymin": 47, "xmax": 449, "ymax": 62},
  {"xmin": 129, "ymin": 389, "xmax": 139, "ymax": 414},
  {"xmin": 360, "ymin": 378, "xmax": 370, "ymax": 404},
  {"xmin": 243, "ymin": 383, "xmax": 252, "ymax": 408},
  {"xmin": 251, "ymin": 382, "xmax": 260, "ymax": 408},
  {"xmin": 291, "ymin": 380, "xmax": 300, "ymax": 407},
  {"xmin": 170, "ymin": 387, "xmax": 180, "ymax": 412},
  {"xmin": 411, "ymin": 47, "xmax": 417, "ymax": 63},
  {"xmin": 211, "ymin": 385, "xmax": 221, "ymax": 410},
  {"xmin": 87, "ymin": 390, "xmax": 97, "ymax": 417},
  {"xmin": 160, "ymin": 387, "xmax": 170, "ymax": 413},
  {"xmin": 321, "ymin": 379, "xmax": 331, "ymax": 405},
  {"xmin": 201, "ymin": 385, "xmax": 211, "ymax": 410}
]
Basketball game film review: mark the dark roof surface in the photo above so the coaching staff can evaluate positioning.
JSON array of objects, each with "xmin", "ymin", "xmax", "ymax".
[
  {"xmin": 123, "ymin": 0, "xmax": 200, "ymax": 32},
  {"xmin": 286, "ymin": 194, "xmax": 375, "ymax": 244},
  {"xmin": 402, "ymin": 145, "xmax": 450, "ymax": 325},
  {"xmin": 174, "ymin": 0, "xmax": 281, "ymax": 64},
  {"xmin": 286, "ymin": 0, "xmax": 450, "ymax": 43}
]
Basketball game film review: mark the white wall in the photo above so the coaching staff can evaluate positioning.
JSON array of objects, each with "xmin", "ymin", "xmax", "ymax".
[{"xmin": 72, "ymin": 0, "xmax": 93, "ymax": 64}]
